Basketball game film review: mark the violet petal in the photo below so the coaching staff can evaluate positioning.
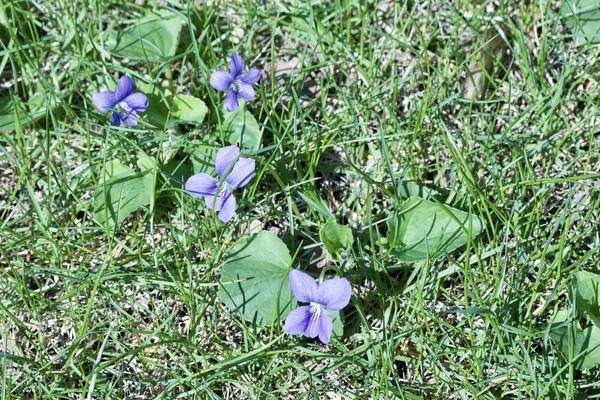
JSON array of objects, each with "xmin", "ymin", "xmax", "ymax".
[
  {"xmin": 224, "ymin": 157, "xmax": 254, "ymax": 189},
  {"xmin": 121, "ymin": 111, "xmax": 139, "ymax": 127},
  {"xmin": 316, "ymin": 278, "xmax": 352, "ymax": 311},
  {"xmin": 114, "ymin": 76, "xmax": 135, "ymax": 102},
  {"xmin": 229, "ymin": 53, "xmax": 244, "ymax": 77},
  {"xmin": 185, "ymin": 173, "xmax": 218, "ymax": 198},
  {"xmin": 210, "ymin": 71, "xmax": 233, "ymax": 92},
  {"xmin": 304, "ymin": 308, "xmax": 321, "ymax": 338},
  {"xmin": 217, "ymin": 191, "xmax": 236, "ymax": 222},
  {"xmin": 215, "ymin": 146, "xmax": 240, "ymax": 178},
  {"xmin": 235, "ymin": 82, "xmax": 254, "ymax": 101},
  {"xmin": 109, "ymin": 112, "xmax": 121, "ymax": 126},
  {"xmin": 284, "ymin": 306, "xmax": 312, "ymax": 335},
  {"xmin": 92, "ymin": 91, "xmax": 116, "ymax": 113},
  {"xmin": 288, "ymin": 270, "xmax": 318, "ymax": 303},
  {"xmin": 123, "ymin": 93, "xmax": 148, "ymax": 112},
  {"xmin": 223, "ymin": 90, "xmax": 239, "ymax": 112},
  {"xmin": 317, "ymin": 308, "xmax": 333, "ymax": 344},
  {"xmin": 241, "ymin": 68, "xmax": 261, "ymax": 84}
]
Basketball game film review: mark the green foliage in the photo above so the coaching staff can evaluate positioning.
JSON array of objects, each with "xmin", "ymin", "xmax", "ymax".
[
  {"xmin": 561, "ymin": 0, "xmax": 600, "ymax": 45},
  {"xmin": 136, "ymin": 151, "xmax": 156, "ymax": 172},
  {"xmin": 221, "ymin": 107, "xmax": 262, "ymax": 150},
  {"xmin": 218, "ymin": 231, "xmax": 295, "ymax": 326},
  {"xmin": 171, "ymin": 95, "xmax": 208, "ymax": 125},
  {"xmin": 185, "ymin": 143, "xmax": 217, "ymax": 174},
  {"xmin": 397, "ymin": 182, "xmax": 442, "ymax": 201},
  {"xmin": 298, "ymin": 191, "xmax": 334, "ymax": 219},
  {"xmin": 319, "ymin": 218, "xmax": 354, "ymax": 261},
  {"xmin": 550, "ymin": 271, "xmax": 600, "ymax": 370},
  {"xmin": 143, "ymin": 91, "xmax": 171, "ymax": 129},
  {"xmin": 0, "ymin": 94, "xmax": 48, "ymax": 131},
  {"xmin": 550, "ymin": 322, "xmax": 600, "ymax": 371},
  {"xmin": 142, "ymin": 88, "xmax": 207, "ymax": 130},
  {"xmin": 387, "ymin": 197, "xmax": 485, "ymax": 261},
  {"xmin": 330, "ymin": 310, "xmax": 344, "ymax": 337},
  {"xmin": 573, "ymin": 271, "xmax": 600, "ymax": 326},
  {"xmin": 108, "ymin": 11, "xmax": 182, "ymax": 61},
  {"xmin": 93, "ymin": 160, "xmax": 153, "ymax": 228}
]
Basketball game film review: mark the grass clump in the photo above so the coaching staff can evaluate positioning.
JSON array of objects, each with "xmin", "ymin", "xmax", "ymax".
[{"xmin": 1, "ymin": 0, "xmax": 600, "ymax": 398}]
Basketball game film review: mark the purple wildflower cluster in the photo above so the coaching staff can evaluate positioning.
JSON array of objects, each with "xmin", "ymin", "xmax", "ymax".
[
  {"xmin": 91, "ymin": 53, "xmax": 351, "ymax": 345},
  {"xmin": 92, "ymin": 54, "xmax": 259, "ymax": 125}
]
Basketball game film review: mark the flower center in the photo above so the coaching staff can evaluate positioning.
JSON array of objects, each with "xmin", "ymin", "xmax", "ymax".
[
  {"xmin": 309, "ymin": 302, "xmax": 322, "ymax": 319},
  {"xmin": 217, "ymin": 182, "xmax": 235, "ymax": 196},
  {"xmin": 114, "ymin": 101, "xmax": 130, "ymax": 116},
  {"xmin": 232, "ymin": 77, "xmax": 243, "ymax": 93}
]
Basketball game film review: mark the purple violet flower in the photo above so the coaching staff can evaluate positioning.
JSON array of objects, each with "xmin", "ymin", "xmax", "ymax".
[
  {"xmin": 185, "ymin": 145, "xmax": 255, "ymax": 223},
  {"xmin": 210, "ymin": 53, "xmax": 260, "ymax": 112},
  {"xmin": 285, "ymin": 270, "xmax": 352, "ymax": 344},
  {"xmin": 92, "ymin": 76, "xmax": 149, "ymax": 127}
]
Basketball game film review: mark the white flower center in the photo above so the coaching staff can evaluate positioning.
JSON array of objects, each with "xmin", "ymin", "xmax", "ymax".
[
  {"xmin": 114, "ymin": 101, "xmax": 130, "ymax": 116},
  {"xmin": 309, "ymin": 302, "xmax": 322, "ymax": 319},
  {"xmin": 217, "ymin": 182, "xmax": 235, "ymax": 196},
  {"xmin": 232, "ymin": 77, "xmax": 243, "ymax": 92}
]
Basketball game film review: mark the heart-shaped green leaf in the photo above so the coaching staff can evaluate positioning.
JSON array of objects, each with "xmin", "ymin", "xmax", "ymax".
[
  {"xmin": 573, "ymin": 271, "xmax": 600, "ymax": 326},
  {"xmin": 561, "ymin": 0, "xmax": 600, "ymax": 45},
  {"xmin": 171, "ymin": 95, "xmax": 207, "ymax": 125},
  {"xmin": 140, "ymin": 85, "xmax": 207, "ymax": 130},
  {"xmin": 388, "ymin": 197, "xmax": 485, "ymax": 261},
  {"xmin": 551, "ymin": 322, "xmax": 600, "ymax": 370},
  {"xmin": 320, "ymin": 218, "xmax": 354, "ymax": 261},
  {"xmin": 218, "ymin": 231, "xmax": 294, "ymax": 326},
  {"xmin": 222, "ymin": 108, "xmax": 262, "ymax": 151},
  {"xmin": 108, "ymin": 11, "xmax": 182, "ymax": 61},
  {"xmin": 94, "ymin": 160, "xmax": 153, "ymax": 228},
  {"xmin": 397, "ymin": 182, "xmax": 442, "ymax": 201}
]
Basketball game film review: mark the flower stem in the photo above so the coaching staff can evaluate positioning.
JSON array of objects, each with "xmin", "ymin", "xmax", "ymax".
[{"xmin": 318, "ymin": 265, "xmax": 342, "ymax": 283}]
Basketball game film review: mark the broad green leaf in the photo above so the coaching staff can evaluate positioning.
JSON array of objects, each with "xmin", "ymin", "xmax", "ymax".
[
  {"xmin": 550, "ymin": 323, "xmax": 600, "ymax": 370},
  {"xmin": 389, "ymin": 197, "xmax": 485, "ymax": 261},
  {"xmin": 185, "ymin": 144, "xmax": 216, "ymax": 175},
  {"xmin": 386, "ymin": 210, "xmax": 402, "ymax": 250},
  {"xmin": 0, "ymin": 94, "xmax": 48, "ymax": 132},
  {"xmin": 94, "ymin": 161, "xmax": 153, "ymax": 228},
  {"xmin": 172, "ymin": 95, "xmax": 207, "ymax": 125},
  {"xmin": 330, "ymin": 309, "xmax": 343, "ymax": 337},
  {"xmin": 143, "ymin": 91, "xmax": 171, "ymax": 130},
  {"xmin": 136, "ymin": 152, "xmax": 156, "ymax": 172},
  {"xmin": 222, "ymin": 108, "xmax": 262, "ymax": 151},
  {"xmin": 161, "ymin": 157, "xmax": 194, "ymax": 188},
  {"xmin": 101, "ymin": 159, "xmax": 131, "ymax": 182},
  {"xmin": 573, "ymin": 271, "xmax": 600, "ymax": 326},
  {"xmin": 320, "ymin": 218, "xmax": 354, "ymax": 261},
  {"xmin": 218, "ymin": 231, "xmax": 294, "ymax": 326},
  {"xmin": 561, "ymin": 0, "xmax": 600, "ymax": 45},
  {"xmin": 140, "ymin": 89, "xmax": 206, "ymax": 129},
  {"xmin": 398, "ymin": 182, "xmax": 442, "ymax": 201},
  {"xmin": 108, "ymin": 11, "xmax": 182, "ymax": 61}
]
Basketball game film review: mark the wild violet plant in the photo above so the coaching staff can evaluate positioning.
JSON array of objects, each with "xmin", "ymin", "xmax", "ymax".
[
  {"xmin": 185, "ymin": 145, "xmax": 255, "ymax": 223},
  {"xmin": 92, "ymin": 76, "xmax": 149, "ymax": 126},
  {"xmin": 210, "ymin": 53, "xmax": 261, "ymax": 112},
  {"xmin": 86, "ymin": 48, "xmax": 485, "ymax": 349},
  {"xmin": 285, "ymin": 269, "xmax": 352, "ymax": 344}
]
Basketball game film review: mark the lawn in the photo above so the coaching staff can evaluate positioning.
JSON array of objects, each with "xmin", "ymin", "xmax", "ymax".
[{"xmin": 1, "ymin": 0, "xmax": 600, "ymax": 398}]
